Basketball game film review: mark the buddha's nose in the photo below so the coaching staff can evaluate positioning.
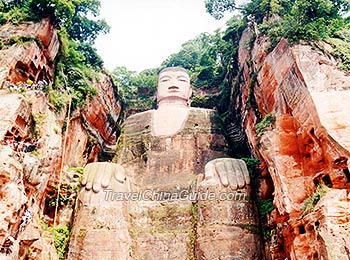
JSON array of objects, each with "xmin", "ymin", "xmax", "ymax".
[{"xmin": 168, "ymin": 79, "xmax": 179, "ymax": 89}]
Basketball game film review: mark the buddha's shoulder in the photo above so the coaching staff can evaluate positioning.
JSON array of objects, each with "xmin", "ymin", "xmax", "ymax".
[
  {"xmin": 187, "ymin": 107, "xmax": 220, "ymax": 122},
  {"xmin": 188, "ymin": 107, "xmax": 217, "ymax": 116},
  {"xmin": 184, "ymin": 107, "xmax": 222, "ymax": 133},
  {"xmin": 122, "ymin": 110, "xmax": 153, "ymax": 134},
  {"xmin": 125, "ymin": 110, "xmax": 153, "ymax": 122}
]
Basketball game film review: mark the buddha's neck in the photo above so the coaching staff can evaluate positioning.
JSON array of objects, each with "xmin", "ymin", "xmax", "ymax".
[
  {"xmin": 153, "ymin": 99, "xmax": 190, "ymax": 136},
  {"xmin": 157, "ymin": 98, "xmax": 188, "ymax": 109}
]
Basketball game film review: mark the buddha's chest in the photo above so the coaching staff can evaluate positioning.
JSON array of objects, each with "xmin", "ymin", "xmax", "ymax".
[{"xmin": 117, "ymin": 109, "xmax": 228, "ymax": 190}]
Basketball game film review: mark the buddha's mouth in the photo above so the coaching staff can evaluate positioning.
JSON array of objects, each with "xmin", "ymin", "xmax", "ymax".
[{"xmin": 168, "ymin": 86, "xmax": 179, "ymax": 90}]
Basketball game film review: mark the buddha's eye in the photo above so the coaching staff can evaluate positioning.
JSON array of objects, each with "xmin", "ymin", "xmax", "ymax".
[{"xmin": 178, "ymin": 78, "xmax": 188, "ymax": 82}]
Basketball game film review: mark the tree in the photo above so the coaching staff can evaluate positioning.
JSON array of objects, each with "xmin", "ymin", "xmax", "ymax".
[
  {"xmin": 77, "ymin": 43, "xmax": 104, "ymax": 68},
  {"xmin": 113, "ymin": 66, "xmax": 137, "ymax": 100},
  {"xmin": 161, "ymin": 34, "xmax": 210, "ymax": 71},
  {"xmin": 162, "ymin": 31, "xmax": 236, "ymax": 87},
  {"xmin": 205, "ymin": 0, "xmax": 237, "ymax": 20},
  {"xmin": 66, "ymin": 0, "xmax": 110, "ymax": 44},
  {"xmin": 131, "ymin": 68, "xmax": 158, "ymax": 96},
  {"xmin": 285, "ymin": 0, "xmax": 350, "ymax": 39},
  {"xmin": 113, "ymin": 67, "xmax": 136, "ymax": 88},
  {"xmin": 242, "ymin": 0, "xmax": 350, "ymax": 42},
  {"xmin": 113, "ymin": 67, "xmax": 157, "ymax": 110},
  {"xmin": 1, "ymin": 0, "xmax": 110, "ymax": 44}
]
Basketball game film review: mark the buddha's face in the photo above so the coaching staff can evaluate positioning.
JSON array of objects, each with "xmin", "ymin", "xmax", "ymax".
[{"xmin": 156, "ymin": 69, "xmax": 192, "ymax": 104}]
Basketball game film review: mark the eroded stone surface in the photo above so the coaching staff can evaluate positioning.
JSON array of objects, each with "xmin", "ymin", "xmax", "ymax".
[
  {"xmin": 237, "ymin": 28, "xmax": 350, "ymax": 259},
  {"xmin": 81, "ymin": 73, "xmax": 122, "ymax": 157},
  {"xmin": 0, "ymin": 19, "xmax": 122, "ymax": 259},
  {"xmin": 0, "ymin": 93, "xmax": 32, "ymax": 140},
  {"xmin": 293, "ymin": 44, "xmax": 350, "ymax": 152},
  {"xmin": 0, "ymin": 19, "xmax": 59, "ymax": 87}
]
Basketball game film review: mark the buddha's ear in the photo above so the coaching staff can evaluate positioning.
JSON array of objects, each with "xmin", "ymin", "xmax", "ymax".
[{"xmin": 187, "ymin": 87, "xmax": 193, "ymax": 107}]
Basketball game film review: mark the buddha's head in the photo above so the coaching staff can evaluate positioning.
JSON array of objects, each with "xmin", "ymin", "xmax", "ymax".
[{"xmin": 156, "ymin": 67, "xmax": 192, "ymax": 107}]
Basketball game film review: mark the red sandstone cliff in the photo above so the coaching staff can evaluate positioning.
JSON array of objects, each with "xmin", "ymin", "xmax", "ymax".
[
  {"xmin": 0, "ymin": 19, "xmax": 121, "ymax": 259},
  {"xmin": 1, "ymin": 16, "xmax": 350, "ymax": 260},
  {"xmin": 234, "ymin": 26, "xmax": 350, "ymax": 259}
]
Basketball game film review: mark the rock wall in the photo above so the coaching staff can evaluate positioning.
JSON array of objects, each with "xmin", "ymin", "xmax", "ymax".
[
  {"xmin": 0, "ymin": 20, "xmax": 122, "ymax": 259},
  {"xmin": 292, "ymin": 43, "xmax": 350, "ymax": 152},
  {"xmin": 64, "ymin": 72, "xmax": 122, "ymax": 166},
  {"xmin": 0, "ymin": 19, "xmax": 59, "ymax": 87},
  {"xmin": 80, "ymin": 73, "xmax": 122, "ymax": 157},
  {"xmin": 0, "ymin": 92, "xmax": 63, "ymax": 259},
  {"xmin": 234, "ymin": 27, "xmax": 350, "ymax": 259}
]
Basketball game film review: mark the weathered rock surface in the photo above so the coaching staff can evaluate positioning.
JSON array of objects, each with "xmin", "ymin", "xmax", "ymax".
[
  {"xmin": 0, "ymin": 19, "xmax": 122, "ymax": 259},
  {"xmin": 80, "ymin": 73, "xmax": 122, "ymax": 157},
  {"xmin": 0, "ymin": 92, "xmax": 62, "ymax": 260},
  {"xmin": 63, "ymin": 72, "xmax": 122, "ymax": 166},
  {"xmin": 236, "ymin": 27, "xmax": 350, "ymax": 259},
  {"xmin": 293, "ymin": 43, "xmax": 350, "ymax": 152},
  {"xmin": 0, "ymin": 93, "xmax": 32, "ymax": 140},
  {"xmin": 0, "ymin": 19, "xmax": 59, "ymax": 87}
]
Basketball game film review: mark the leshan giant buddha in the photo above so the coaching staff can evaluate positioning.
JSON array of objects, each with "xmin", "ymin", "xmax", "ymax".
[{"xmin": 68, "ymin": 67, "xmax": 262, "ymax": 260}]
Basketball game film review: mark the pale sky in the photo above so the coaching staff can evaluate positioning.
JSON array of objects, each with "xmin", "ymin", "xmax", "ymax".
[{"xmin": 94, "ymin": 0, "xmax": 237, "ymax": 72}]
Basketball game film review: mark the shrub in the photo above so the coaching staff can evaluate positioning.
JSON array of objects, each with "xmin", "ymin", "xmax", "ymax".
[
  {"xmin": 325, "ymin": 37, "xmax": 350, "ymax": 72},
  {"xmin": 41, "ymin": 221, "xmax": 70, "ymax": 260},
  {"xmin": 191, "ymin": 94, "xmax": 219, "ymax": 109},
  {"xmin": 66, "ymin": 166, "xmax": 84, "ymax": 175},
  {"xmin": 46, "ymin": 182, "xmax": 80, "ymax": 208},
  {"xmin": 241, "ymin": 157, "xmax": 260, "ymax": 174},
  {"xmin": 48, "ymin": 88, "xmax": 69, "ymax": 112},
  {"xmin": 303, "ymin": 184, "xmax": 330, "ymax": 214},
  {"xmin": 255, "ymin": 113, "xmax": 275, "ymax": 138},
  {"xmin": 53, "ymin": 225, "xmax": 70, "ymax": 259},
  {"xmin": 256, "ymin": 199, "xmax": 274, "ymax": 217}
]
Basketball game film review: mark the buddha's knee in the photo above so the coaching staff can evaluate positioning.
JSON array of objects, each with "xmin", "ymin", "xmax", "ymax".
[
  {"xmin": 68, "ymin": 162, "xmax": 132, "ymax": 259},
  {"xmin": 195, "ymin": 158, "xmax": 262, "ymax": 259}
]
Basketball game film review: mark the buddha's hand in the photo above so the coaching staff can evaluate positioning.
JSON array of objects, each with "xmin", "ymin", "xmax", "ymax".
[
  {"xmin": 197, "ymin": 158, "xmax": 250, "ymax": 190},
  {"xmin": 81, "ymin": 162, "xmax": 128, "ymax": 192},
  {"xmin": 79, "ymin": 162, "xmax": 129, "ymax": 205}
]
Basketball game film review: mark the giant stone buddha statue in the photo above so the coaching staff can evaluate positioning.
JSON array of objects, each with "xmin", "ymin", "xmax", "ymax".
[{"xmin": 68, "ymin": 67, "xmax": 262, "ymax": 260}]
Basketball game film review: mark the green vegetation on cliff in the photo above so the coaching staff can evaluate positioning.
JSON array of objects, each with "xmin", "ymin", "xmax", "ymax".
[
  {"xmin": 113, "ymin": 67, "xmax": 158, "ymax": 113},
  {"xmin": 303, "ymin": 184, "xmax": 330, "ymax": 214},
  {"xmin": 207, "ymin": 0, "xmax": 349, "ymax": 41},
  {"xmin": 41, "ymin": 221, "xmax": 70, "ymax": 260},
  {"xmin": 206, "ymin": 0, "xmax": 350, "ymax": 69},
  {"xmin": 161, "ymin": 31, "xmax": 231, "ymax": 88},
  {"xmin": 255, "ymin": 113, "xmax": 275, "ymax": 138},
  {"xmin": 0, "ymin": 0, "xmax": 110, "ymax": 110}
]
